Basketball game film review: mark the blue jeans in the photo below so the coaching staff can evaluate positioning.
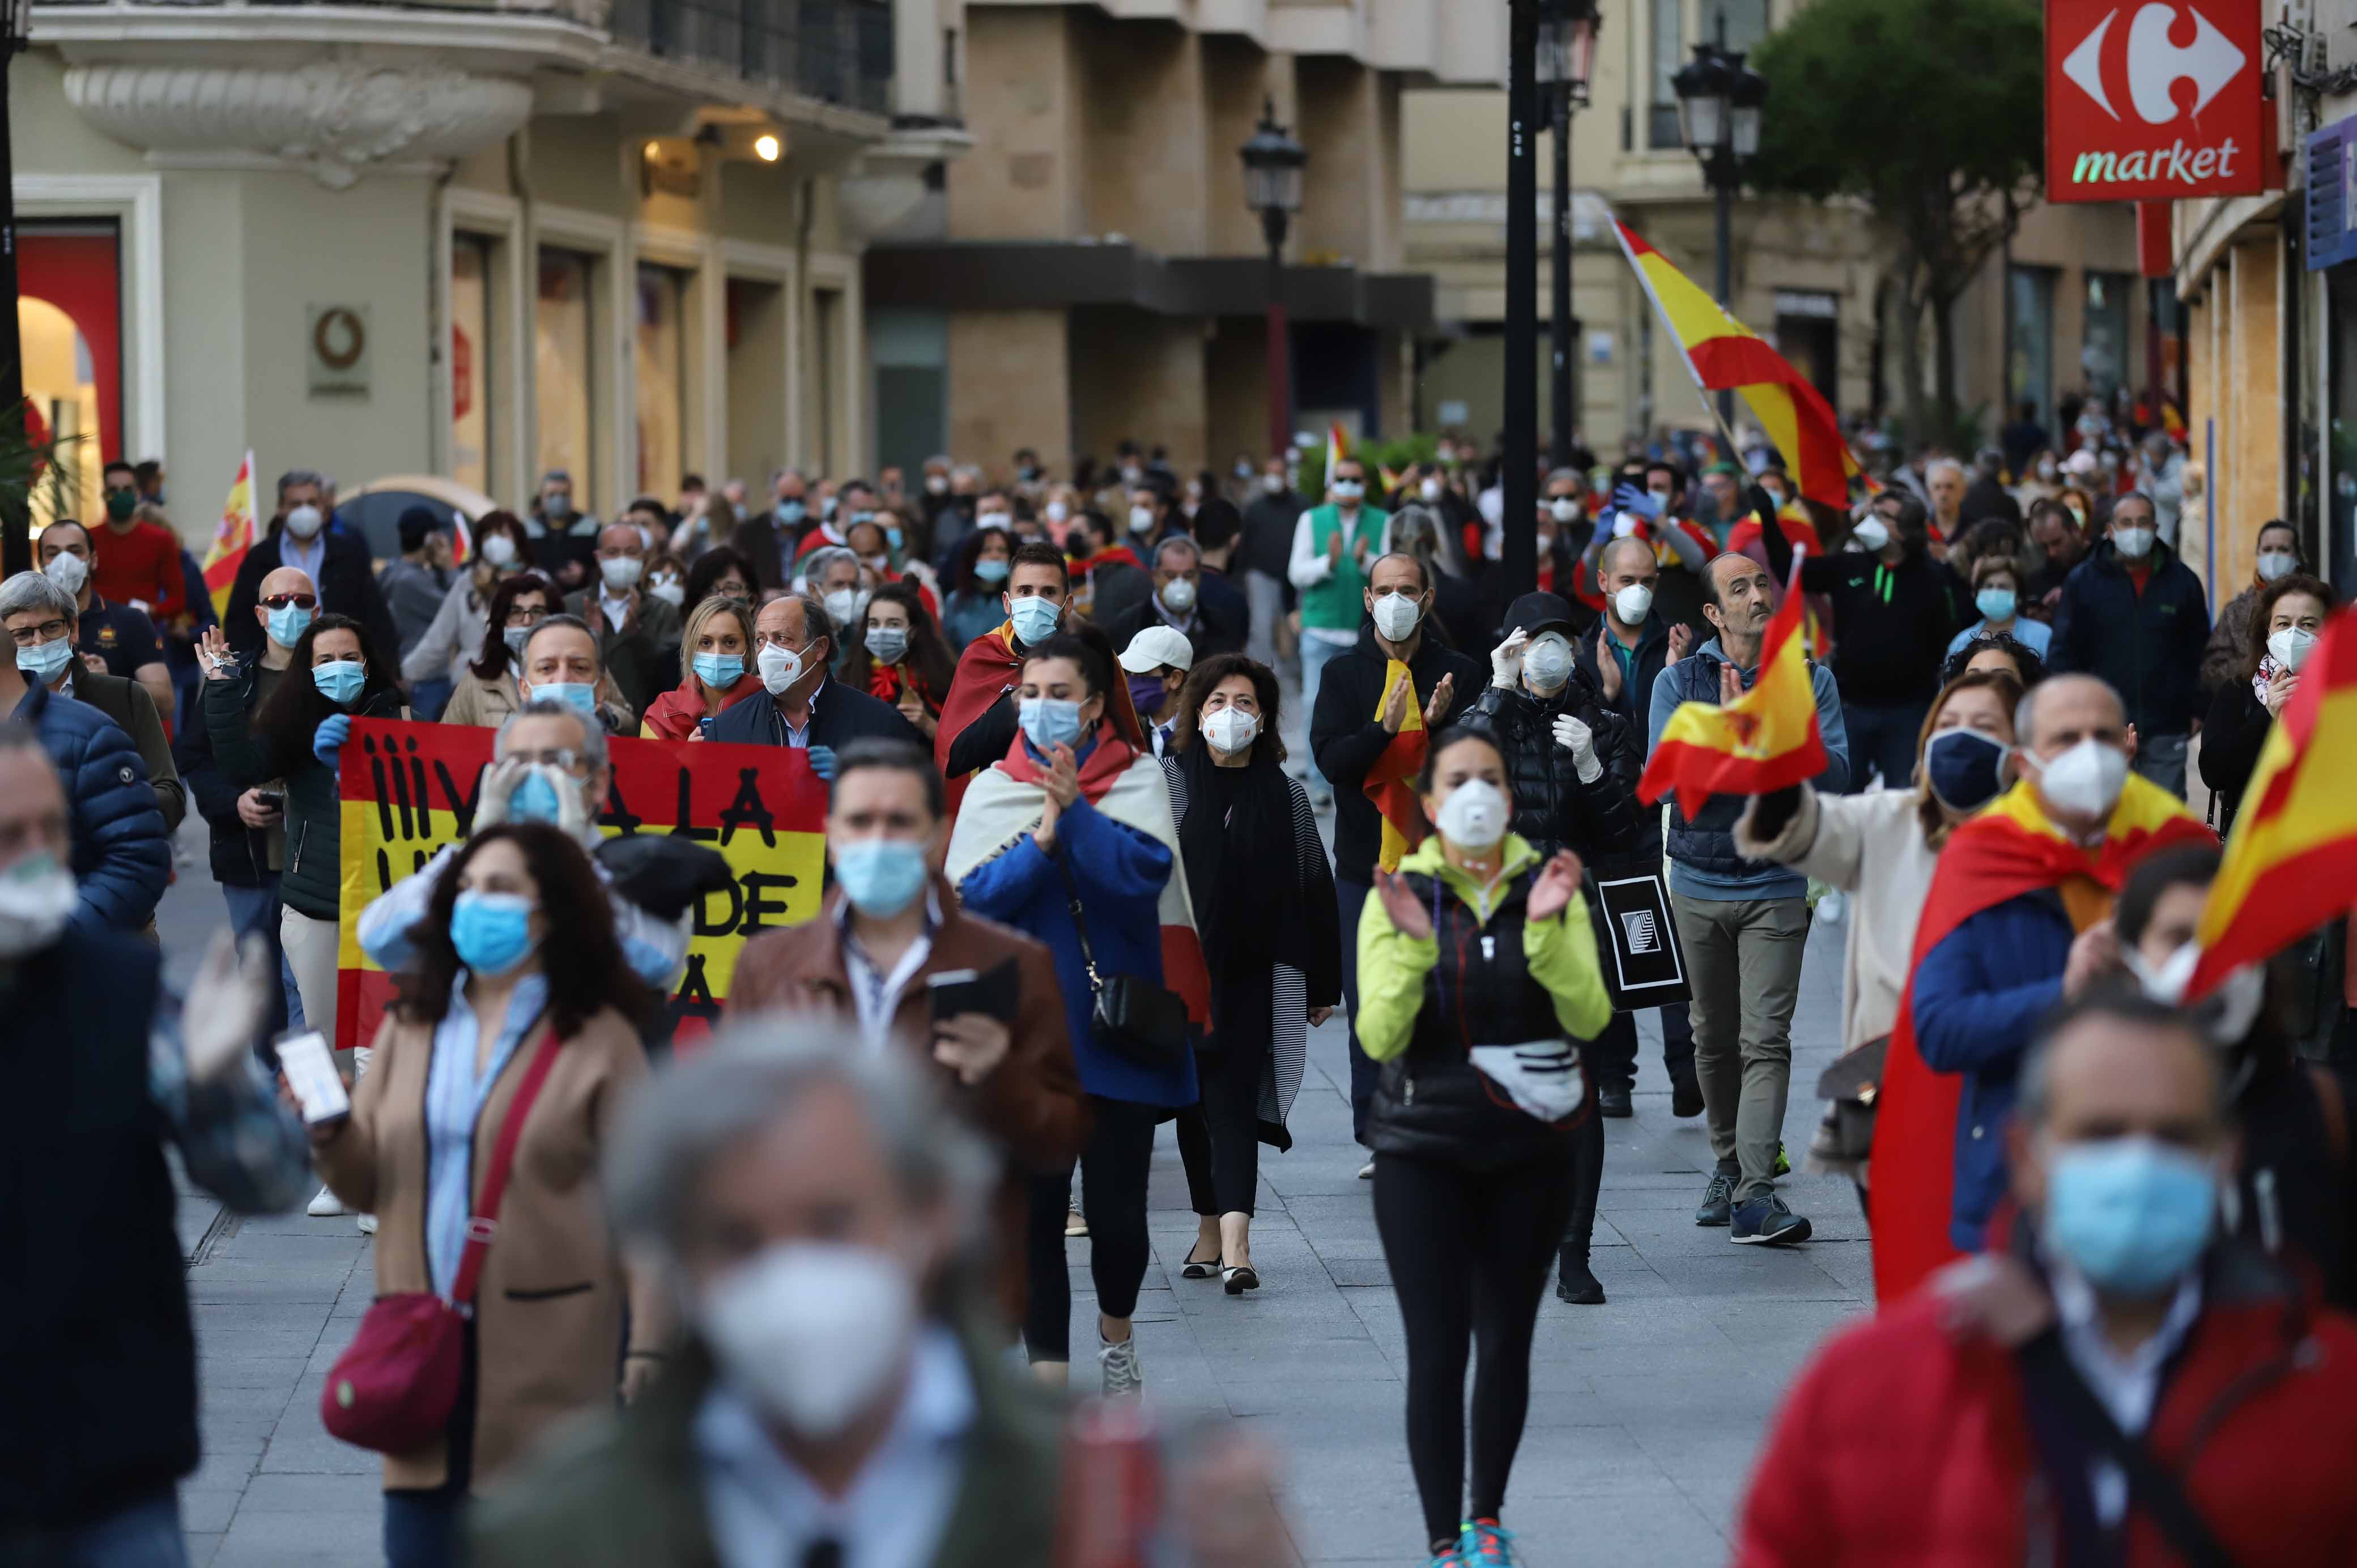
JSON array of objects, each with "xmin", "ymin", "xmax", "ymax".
[
  {"xmin": 1300, "ymin": 633, "xmax": 1355, "ymax": 794},
  {"xmin": 1840, "ymin": 698, "xmax": 1930, "ymax": 794},
  {"xmin": 219, "ymin": 876, "xmax": 295, "ymax": 1046},
  {"xmin": 7, "ymin": 1491, "xmax": 189, "ymax": 1568},
  {"xmin": 2133, "ymin": 729, "xmax": 2189, "ymax": 799}
]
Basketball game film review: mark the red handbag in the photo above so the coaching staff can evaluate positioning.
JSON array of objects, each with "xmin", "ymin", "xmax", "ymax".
[{"xmin": 320, "ymin": 1029, "xmax": 563, "ymax": 1455}]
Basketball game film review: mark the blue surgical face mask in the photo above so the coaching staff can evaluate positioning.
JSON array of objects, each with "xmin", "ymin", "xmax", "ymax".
[
  {"xmin": 885, "ymin": 526, "xmax": 905, "ymax": 551},
  {"xmin": 1975, "ymin": 586, "xmax": 2018, "ymax": 624},
  {"xmin": 1008, "ymin": 595, "xmax": 1062, "ymax": 647},
  {"xmin": 266, "ymin": 602, "xmax": 313, "ymax": 648},
  {"xmin": 693, "ymin": 651, "xmax": 746, "ymax": 691},
  {"xmin": 530, "ymin": 681, "xmax": 599, "ymax": 722},
  {"xmin": 974, "ymin": 557, "xmax": 1011, "ymax": 585},
  {"xmin": 312, "ymin": 661, "xmax": 367, "ymax": 706},
  {"xmin": 2043, "ymin": 1136, "xmax": 2218, "ymax": 1297},
  {"xmin": 1922, "ymin": 727, "xmax": 2009, "ymax": 813},
  {"xmin": 507, "ymin": 769, "xmax": 567, "ymax": 826},
  {"xmin": 866, "ymin": 627, "xmax": 909, "ymax": 666},
  {"xmin": 450, "ymin": 889, "xmax": 538, "ymax": 977},
  {"xmin": 15, "ymin": 637, "xmax": 74, "ymax": 685},
  {"xmin": 833, "ymin": 837, "xmax": 930, "ymax": 918},
  {"xmin": 775, "ymin": 500, "xmax": 805, "ymax": 525},
  {"xmin": 1019, "ymin": 695, "xmax": 1086, "ymax": 752}
]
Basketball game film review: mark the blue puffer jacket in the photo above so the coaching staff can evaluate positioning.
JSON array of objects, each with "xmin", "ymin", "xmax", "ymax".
[
  {"xmin": 1910, "ymin": 887, "xmax": 2074, "ymax": 1250},
  {"xmin": 12, "ymin": 681, "xmax": 170, "ymax": 934}
]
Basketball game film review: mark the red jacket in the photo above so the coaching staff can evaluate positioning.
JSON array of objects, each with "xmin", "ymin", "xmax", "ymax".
[
  {"xmin": 637, "ymin": 674, "xmax": 760, "ymax": 742},
  {"xmin": 1739, "ymin": 1241, "xmax": 2357, "ymax": 1567}
]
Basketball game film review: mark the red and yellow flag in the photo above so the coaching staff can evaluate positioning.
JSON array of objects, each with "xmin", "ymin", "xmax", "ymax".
[
  {"xmin": 1637, "ymin": 555, "xmax": 1826, "ymax": 816},
  {"xmin": 1365, "ymin": 661, "xmax": 1429, "ymax": 872},
  {"xmin": 1613, "ymin": 220, "xmax": 1860, "ymax": 512},
  {"xmin": 1324, "ymin": 421, "xmax": 1350, "ymax": 488},
  {"xmin": 2185, "ymin": 605, "xmax": 2357, "ymax": 1000},
  {"xmin": 200, "ymin": 451, "xmax": 256, "ymax": 619}
]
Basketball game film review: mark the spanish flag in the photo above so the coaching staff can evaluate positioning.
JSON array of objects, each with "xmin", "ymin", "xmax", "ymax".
[
  {"xmin": 2184, "ymin": 606, "xmax": 2357, "ymax": 1001},
  {"xmin": 201, "ymin": 450, "xmax": 257, "ymax": 619},
  {"xmin": 1365, "ymin": 662, "xmax": 1429, "ymax": 872},
  {"xmin": 1637, "ymin": 554, "xmax": 1825, "ymax": 815},
  {"xmin": 1869, "ymin": 775, "xmax": 2213, "ymax": 1302},
  {"xmin": 1613, "ymin": 220, "xmax": 1861, "ymax": 512}
]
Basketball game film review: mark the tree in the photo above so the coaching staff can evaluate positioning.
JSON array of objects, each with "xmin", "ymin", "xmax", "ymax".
[{"xmin": 1748, "ymin": 0, "xmax": 2043, "ymax": 445}]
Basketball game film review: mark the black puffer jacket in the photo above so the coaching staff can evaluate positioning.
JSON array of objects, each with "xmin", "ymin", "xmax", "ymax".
[{"xmin": 1471, "ymin": 672, "xmax": 1640, "ymax": 864}]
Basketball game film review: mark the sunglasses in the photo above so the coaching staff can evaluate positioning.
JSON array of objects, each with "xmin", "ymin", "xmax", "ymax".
[{"xmin": 262, "ymin": 593, "xmax": 319, "ymax": 611}]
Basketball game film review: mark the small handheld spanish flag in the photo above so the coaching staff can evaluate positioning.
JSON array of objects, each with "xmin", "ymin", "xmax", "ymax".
[
  {"xmin": 201, "ymin": 451, "xmax": 257, "ymax": 620},
  {"xmin": 1365, "ymin": 661, "xmax": 1429, "ymax": 872},
  {"xmin": 1637, "ymin": 552, "xmax": 1826, "ymax": 816}
]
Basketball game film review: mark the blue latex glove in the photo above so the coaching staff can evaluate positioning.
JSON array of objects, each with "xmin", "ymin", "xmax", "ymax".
[
  {"xmin": 806, "ymin": 744, "xmax": 837, "ymax": 782},
  {"xmin": 313, "ymin": 713, "xmax": 352, "ymax": 771},
  {"xmin": 1610, "ymin": 482, "xmax": 1665, "ymax": 522}
]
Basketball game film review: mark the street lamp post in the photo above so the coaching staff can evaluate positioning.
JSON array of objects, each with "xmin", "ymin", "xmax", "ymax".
[
  {"xmin": 1537, "ymin": 0, "xmax": 1598, "ymax": 473},
  {"xmin": 1671, "ymin": 24, "xmax": 1767, "ymax": 436},
  {"xmin": 0, "ymin": 0, "xmax": 29, "ymax": 581},
  {"xmin": 1240, "ymin": 103, "xmax": 1307, "ymax": 465},
  {"xmin": 1502, "ymin": 0, "xmax": 1539, "ymax": 596}
]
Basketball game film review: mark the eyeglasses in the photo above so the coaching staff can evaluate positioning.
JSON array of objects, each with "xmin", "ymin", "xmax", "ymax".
[
  {"xmin": 7, "ymin": 619, "xmax": 71, "ymax": 647},
  {"xmin": 505, "ymin": 605, "xmax": 549, "ymax": 627},
  {"xmin": 261, "ymin": 593, "xmax": 319, "ymax": 611}
]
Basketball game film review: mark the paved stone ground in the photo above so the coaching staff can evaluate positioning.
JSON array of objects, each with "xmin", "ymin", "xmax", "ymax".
[{"xmin": 160, "ymin": 771, "xmax": 1869, "ymax": 1566}]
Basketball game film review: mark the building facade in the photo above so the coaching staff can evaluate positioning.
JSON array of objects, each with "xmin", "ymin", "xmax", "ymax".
[
  {"xmin": 861, "ymin": 0, "xmax": 1500, "ymax": 480},
  {"xmin": 16, "ymin": 0, "xmax": 960, "ymax": 538}
]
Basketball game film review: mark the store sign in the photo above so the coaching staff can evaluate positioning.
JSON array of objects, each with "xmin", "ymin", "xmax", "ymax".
[
  {"xmin": 2305, "ymin": 118, "xmax": 2357, "ymax": 271},
  {"xmin": 307, "ymin": 304, "xmax": 370, "ymax": 397},
  {"xmin": 2047, "ymin": 0, "xmax": 2267, "ymax": 202}
]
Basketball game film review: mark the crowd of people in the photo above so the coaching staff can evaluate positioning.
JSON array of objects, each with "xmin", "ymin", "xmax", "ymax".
[{"xmin": 8, "ymin": 418, "xmax": 2357, "ymax": 1568}]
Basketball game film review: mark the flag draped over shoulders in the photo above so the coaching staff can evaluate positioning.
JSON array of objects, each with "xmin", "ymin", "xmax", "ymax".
[{"xmin": 935, "ymin": 624, "xmax": 1023, "ymax": 819}]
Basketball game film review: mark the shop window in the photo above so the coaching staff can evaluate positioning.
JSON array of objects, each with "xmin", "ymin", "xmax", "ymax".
[
  {"xmin": 452, "ymin": 236, "xmax": 493, "ymax": 498},
  {"xmin": 1648, "ymin": 0, "xmax": 1684, "ymax": 148},
  {"xmin": 2009, "ymin": 265, "xmax": 2057, "ymax": 429},
  {"xmin": 536, "ymin": 249, "xmax": 597, "ymax": 510},
  {"xmin": 2083, "ymin": 271, "xmax": 2132, "ymax": 402},
  {"xmin": 636, "ymin": 263, "xmax": 688, "ymax": 499},
  {"xmin": 20, "ymin": 225, "xmax": 122, "ymax": 527}
]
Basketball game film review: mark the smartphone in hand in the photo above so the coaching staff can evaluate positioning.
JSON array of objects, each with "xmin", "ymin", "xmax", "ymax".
[{"xmin": 276, "ymin": 1030, "xmax": 351, "ymax": 1126}]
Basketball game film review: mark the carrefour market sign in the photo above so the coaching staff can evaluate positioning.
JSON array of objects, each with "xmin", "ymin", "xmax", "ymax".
[{"xmin": 2046, "ymin": 0, "xmax": 2267, "ymax": 202}]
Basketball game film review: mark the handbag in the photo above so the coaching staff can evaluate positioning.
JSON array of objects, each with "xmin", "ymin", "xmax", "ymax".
[
  {"xmin": 319, "ymin": 1028, "xmax": 564, "ymax": 1455},
  {"xmin": 1052, "ymin": 846, "xmax": 1191, "ymax": 1070},
  {"xmin": 1806, "ymin": 1034, "xmax": 1890, "ymax": 1175}
]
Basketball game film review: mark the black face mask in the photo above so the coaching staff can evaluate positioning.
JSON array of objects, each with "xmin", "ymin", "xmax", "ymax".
[{"xmin": 1922, "ymin": 728, "xmax": 2008, "ymax": 813}]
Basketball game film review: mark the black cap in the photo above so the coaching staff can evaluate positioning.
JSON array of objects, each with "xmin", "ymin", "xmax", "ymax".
[
  {"xmin": 1499, "ymin": 590, "xmax": 1579, "ymax": 642},
  {"xmin": 397, "ymin": 505, "xmax": 444, "ymax": 552}
]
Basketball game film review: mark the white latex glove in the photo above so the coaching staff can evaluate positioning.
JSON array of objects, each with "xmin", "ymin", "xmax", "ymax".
[
  {"xmin": 1553, "ymin": 713, "xmax": 1603, "ymax": 784},
  {"xmin": 475, "ymin": 755, "xmax": 529, "ymax": 828},
  {"xmin": 543, "ymin": 762, "xmax": 593, "ymax": 840},
  {"xmin": 1490, "ymin": 627, "xmax": 1529, "ymax": 690},
  {"xmin": 183, "ymin": 928, "xmax": 273, "ymax": 1084}
]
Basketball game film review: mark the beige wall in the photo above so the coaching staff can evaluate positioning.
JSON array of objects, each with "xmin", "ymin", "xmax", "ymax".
[
  {"xmin": 949, "ymin": 6, "xmax": 1090, "ymax": 241},
  {"xmin": 950, "ymin": 308, "xmax": 1072, "ymax": 472},
  {"xmin": 1079, "ymin": 14, "xmax": 1207, "ymax": 255},
  {"xmin": 1070, "ymin": 308, "xmax": 1206, "ymax": 470}
]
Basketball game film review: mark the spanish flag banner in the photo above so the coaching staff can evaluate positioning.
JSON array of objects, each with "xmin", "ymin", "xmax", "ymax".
[
  {"xmin": 2185, "ymin": 605, "xmax": 2357, "ymax": 1001},
  {"xmin": 1613, "ymin": 220, "xmax": 1860, "ymax": 512},
  {"xmin": 201, "ymin": 451, "xmax": 256, "ymax": 619},
  {"xmin": 1637, "ymin": 553, "xmax": 1825, "ymax": 816},
  {"xmin": 1365, "ymin": 661, "xmax": 1429, "ymax": 872}
]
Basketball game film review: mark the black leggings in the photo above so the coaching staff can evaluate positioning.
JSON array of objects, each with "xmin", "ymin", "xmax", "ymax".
[
  {"xmin": 1374, "ymin": 1149, "xmax": 1575, "ymax": 1551},
  {"xmin": 1024, "ymin": 1094, "xmax": 1159, "ymax": 1362},
  {"xmin": 1176, "ymin": 1043, "xmax": 1261, "ymax": 1218},
  {"xmin": 1560, "ymin": 1107, "xmax": 1605, "ymax": 1264}
]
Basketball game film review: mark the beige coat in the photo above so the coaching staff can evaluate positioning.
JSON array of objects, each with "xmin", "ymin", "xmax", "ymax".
[
  {"xmin": 314, "ymin": 1004, "xmax": 671, "ymax": 1491},
  {"xmin": 440, "ymin": 665, "xmax": 636, "ymax": 735}
]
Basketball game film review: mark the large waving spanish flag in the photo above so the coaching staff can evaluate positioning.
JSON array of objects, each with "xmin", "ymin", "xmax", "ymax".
[
  {"xmin": 1614, "ymin": 220, "xmax": 1860, "ymax": 512},
  {"xmin": 2185, "ymin": 605, "xmax": 2357, "ymax": 1001},
  {"xmin": 1637, "ymin": 554, "xmax": 1825, "ymax": 815},
  {"xmin": 1869, "ymin": 775, "xmax": 2213, "ymax": 1302}
]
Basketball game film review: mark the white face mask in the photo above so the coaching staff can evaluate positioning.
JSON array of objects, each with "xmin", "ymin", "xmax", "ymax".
[
  {"xmin": 1159, "ymin": 578, "xmax": 1197, "ymax": 615},
  {"xmin": 1548, "ymin": 497, "xmax": 1580, "ymax": 524},
  {"xmin": 284, "ymin": 503, "xmax": 325, "ymax": 540},
  {"xmin": 824, "ymin": 587, "xmax": 868, "ymax": 630},
  {"xmin": 41, "ymin": 552, "xmax": 88, "ymax": 596},
  {"xmin": 2126, "ymin": 940, "xmax": 2268, "ymax": 1046},
  {"xmin": 1262, "ymin": 474, "xmax": 1285, "ymax": 494},
  {"xmin": 1203, "ymin": 707, "xmax": 1259, "ymax": 754},
  {"xmin": 480, "ymin": 532, "xmax": 518, "ymax": 568},
  {"xmin": 1420, "ymin": 478, "xmax": 1444, "ymax": 502},
  {"xmin": 0, "ymin": 851, "xmax": 77, "ymax": 958},
  {"xmin": 1524, "ymin": 634, "xmax": 1574, "ymax": 692},
  {"xmin": 2256, "ymin": 549, "xmax": 2298, "ymax": 583},
  {"xmin": 1613, "ymin": 583, "xmax": 1653, "ymax": 625},
  {"xmin": 2112, "ymin": 525, "xmax": 2155, "ymax": 560},
  {"xmin": 1128, "ymin": 506, "xmax": 1157, "ymax": 534},
  {"xmin": 1044, "ymin": 500, "xmax": 1071, "ymax": 524},
  {"xmin": 2267, "ymin": 627, "xmax": 2318, "ymax": 672},
  {"xmin": 700, "ymin": 1242, "xmax": 918, "ymax": 1436},
  {"xmin": 1851, "ymin": 517, "xmax": 1891, "ymax": 553},
  {"xmin": 2030, "ymin": 737, "xmax": 2130, "ymax": 821},
  {"xmin": 757, "ymin": 642, "xmax": 806, "ymax": 695},
  {"xmin": 1331, "ymin": 479, "xmax": 1365, "ymax": 501},
  {"xmin": 647, "ymin": 576, "xmax": 686, "ymax": 607},
  {"xmin": 1370, "ymin": 591, "xmax": 1423, "ymax": 642},
  {"xmin": 1433, "ymin": 778, "xmax": 1508, "ymax": 850},
  {"xmin": 599, "ymin": 555, "xmax": 643, "ymax": 591}
]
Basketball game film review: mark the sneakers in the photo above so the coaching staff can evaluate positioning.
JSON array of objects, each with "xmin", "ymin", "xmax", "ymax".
[
  {"xmin": 1669, "ymin": 1060, "xmax": 1704, "ymax": 1119},
  {"xmin": 306, "ymin": 1184, "xmax": 346, "ymax": 1218},
  {"xmin": 1065, "ymin": 1205, "xmax": 1088, "ymax": 1238},
  {"xmin": 1596, "ymin": 1083, "xmax": 1633, "ymax": 1118},
  {"xmin": 1458, "ymin": 1518, "xmax": 1518, "ymax": 1566},
  {"xmin": 1731, "ymin": 1194, "xmax": 1813, "ymax": 1245},
  {"xmin": 1694, "ymin": 1168, "xmax": 1737, "ymax": 1226},
  {"xmin": 1423, "ymin": 1552, "xmax": 1468, "ymax": 1568},
  {"xmin": 1098, "ymin": 1335, "xmax": 1143, "ymax": 1398},
  {"xmin": 1358, "ymin": 1159, "xmax": 1376, "ymax": 1180},
  {"xmin": 356, "ymin": 1213, "xmax": 378, "ymax": 1237},
  {"xmin": 1555, "ymin": 1256, "xmax": 1605, "ymax": 1305},
  {"xmin": 1774, "ymin": 1141, "xmax": 1793, "ymax": 1179}
]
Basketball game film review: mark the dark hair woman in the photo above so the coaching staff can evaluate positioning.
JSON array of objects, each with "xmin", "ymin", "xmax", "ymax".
[
  {"xmin": 1162, "ymin": 653, "xmax": 1340, "ymax": 1293},
  {"xmin": 683, "ymin": 546, "xmax": 759, "ymax": 611},
  {"xmin": 2199, "ymin": 571, "xmax": 2337, "ymax": 835},
  {"xmin": 942, "ymin": 526, "xmax": 1015, "ymax": 650},
  {"xmin": 838, "ymin": 581, "xmax": 957, "ymax": 741},
  {"xmin": 1356, "ymin": 724, "xmax": 1611, "ymax": 1568},
  {"xmin": 441, "ymin": 572, "xmax": 556, "ymax": 726},
  {"xmin": 401, "ymin": 510, "xmax": 533, "ymax": 692},
  {"xmin": 312, "ymin": 822, "xmax": 668, "ymax": 1563},
  {"xmin": 1941, "ymin": 629, "xmax": 2048, "ymax": 691}
]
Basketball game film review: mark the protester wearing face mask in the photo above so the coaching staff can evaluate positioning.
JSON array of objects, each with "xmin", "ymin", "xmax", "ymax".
[
  {"xmin": 1576, "ymin": 459, "xmax": 1714, "ymax": 640},
  {"xmin": 942, "ymin": 526, "xmax": 1017, "ymax": 650},
  {"xmin": 0, "ymin": 731, "xmax": 312, "ymax": 1568},
  {"xmin": 315, "ymin": 822, "xmax": 672, "ymax": 1565},
  {"xmin": 1386, "ymin": 503, "xmax": 1494, "ymax": 655},
  {"xmin": 836, "ymin": 582, "xmax": 956, "ymax": 743},
  {"xmin": 508, "ymin": 611, "xmax": 637, "ymax": 735},
  {"xmin": 1308, "ymin": 553, "xmax": 1484, "ymax": 1165},
  {"xmin": 443, "ymin": 573, "xmax": 598, "ymax": 731},
  {"xmin": 704, "ymin": 594, "xmax": 923, "ymax": 769},
  {"xmin": 1735, "ymin": 670, "xmax": 2024, "ymax": 1217},
  {"xmin": 725, "ymin": 468, "xmax": 811, "ymax": 592},
  {"xmin": 947, "ymin": 634, "xmax": 1202, "ymax": 1396},
  {"xmin": 1945, "ymin": 554, "xmax": 2053, "ymax": 664},
  {"xmin": 1355, "ymin": 726, "xmax": 1609, "ymax": 1568},
  {"xmin": 35, "ymin": 518, "xmax": 178, "ymax": 726},
  {"xmin": 403, "ymin": 510, "xmax": 533, "ymax": 698},
  {"xmin": 1743, "ymin": 992, "xmax": 2357, "ymax": 1566},
  {"xmin": 1883, "ymin": 675, "xmax": 2211, "ymax": 1301},
  {"xmin": 2199, "ymin": 573, "xmax": 2335, "ymax": 836},
  {"xmin": 2201, "ymin": 519, "xmax": 2304, "ymax": 696},
  {"xmin": 1117, "ymin": 624, "xmax": 1194, "ymax": 759},
  {"xmin": 2049, "ymin": 491, "xmax": 2210, "ymax": 798},
  {"xmin": 1060, "ymin": 509, "xmax": 1151, "ymax": 628},
  {"xmin": 559, "ymin": 523, "xmax": 683, "ymax": 720},
  {"xmin": 1103, "ymin": 534, "xmax": 1244, "ymax": 669},
  {"xmin": 1158, "ymin": 655, "xmax": 1341, "ymax": 1294},
  {"xmin": 525, "ymin": 468, "xmax": 602, "ymax": 592},
  {"xmin": 224, "ymin": 467, "xmax": 401, "ymax": 663},
  {"xmin": 639, "ymin": 596, "xmax": 762, "ymax": 742},
  {"xmin": 1239, "ymin": 454, "xmax": 1304, "ymax": 671},
  {"xmin": 1290, "ymin": 458, "xmax": 1395, "ymax": 809},
  {"xmin": 84, "ymin": 456, "xmax": 187, "ymax": 627}
]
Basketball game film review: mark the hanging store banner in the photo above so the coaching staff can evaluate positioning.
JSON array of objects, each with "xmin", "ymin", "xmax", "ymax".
[
  {"xmin": 334, "ymin": 719, "xmax": 828, "ymax": 1053},
  {"xmin": 2047, "ymin": 0, "xmax": 2268, "ymax": 202}
]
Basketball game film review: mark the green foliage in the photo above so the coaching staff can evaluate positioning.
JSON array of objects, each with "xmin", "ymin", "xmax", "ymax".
[
  {"xmin": 1295, "ymin": 432, "xmax": 1443, "ymax": 496},
  {"xmin": 0, "ymin": 398, "xmax": 81, "ymax": 557}
]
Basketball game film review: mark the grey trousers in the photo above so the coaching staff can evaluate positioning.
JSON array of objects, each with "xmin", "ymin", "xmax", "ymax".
[{"xmin": 1670, "ymin": 892, "xmax": 1810, "ymax": 1203}]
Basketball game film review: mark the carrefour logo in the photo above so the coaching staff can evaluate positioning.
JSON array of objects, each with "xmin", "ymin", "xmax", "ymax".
[{"xmin": 2058, "ymin": 1, "xmax": 2250, "ymax": 187}]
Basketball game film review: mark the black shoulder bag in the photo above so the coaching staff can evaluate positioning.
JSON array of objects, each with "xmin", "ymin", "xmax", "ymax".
[{"xmin": 1052, "ymin": 846, "xmax": 1191, "ymax": 1070}]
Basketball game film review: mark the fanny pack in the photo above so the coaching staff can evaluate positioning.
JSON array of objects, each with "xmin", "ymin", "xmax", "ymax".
[{"xmin": 1469, "ymin": 1040, "xmax": 1585, "ymax": 1123}]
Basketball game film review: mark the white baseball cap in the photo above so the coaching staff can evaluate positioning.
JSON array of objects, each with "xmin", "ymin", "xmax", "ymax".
[{"xmin": 1118, "ymin": 625, "xmax": 1194, "ymax": 674}]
